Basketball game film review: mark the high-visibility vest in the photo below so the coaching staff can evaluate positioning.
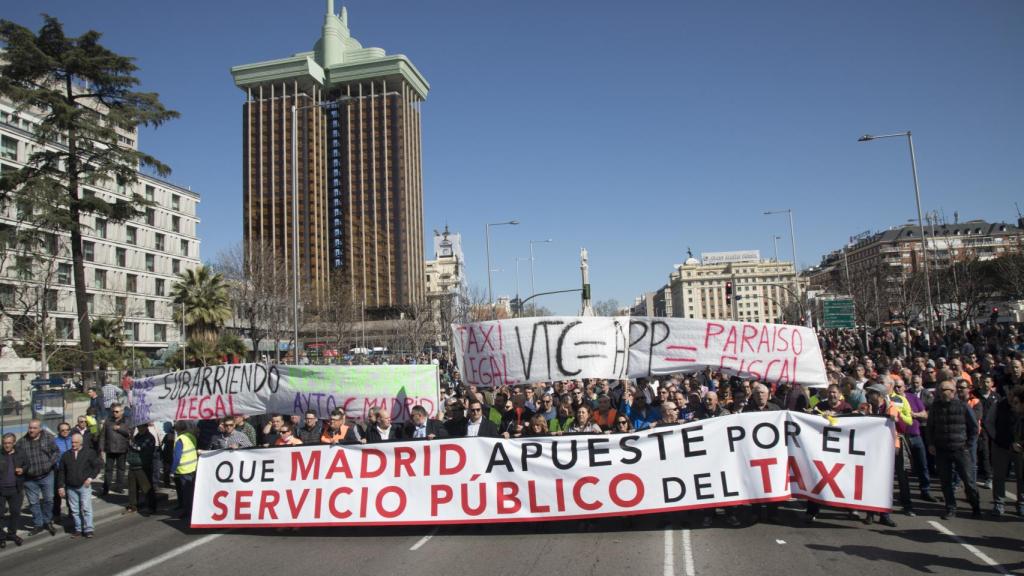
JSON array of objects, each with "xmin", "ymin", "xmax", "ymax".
[
  {"xmin": 176, "ymin": 432, "xmax": 198, "ymax": 475},
  {"xmin": 85, "ymin": 415, "xmax": 98, "ymax": 435}
]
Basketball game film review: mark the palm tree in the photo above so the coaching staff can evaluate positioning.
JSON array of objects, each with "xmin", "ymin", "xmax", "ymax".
[
  {"xmin": 91, "ymin": 316, "xmax": 124, "ymax": 371},
  {"xmin": 171, "ymin": 266, "xmax": 232, "ymax": 347}
]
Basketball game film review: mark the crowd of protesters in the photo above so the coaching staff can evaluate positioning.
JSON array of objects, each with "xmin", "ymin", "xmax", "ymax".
[{"xmin": 2, "ymin": 321, "xmax": 1023, "ymax": 547}]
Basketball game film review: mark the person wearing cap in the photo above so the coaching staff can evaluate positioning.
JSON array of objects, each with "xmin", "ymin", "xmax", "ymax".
[
  {"xmin": 927, "ymin": 379, "xmax": 982, "ymax": 519},
  {"xmin": 857, "ymin": 383, "xmax": 900, "ymax": 526}
]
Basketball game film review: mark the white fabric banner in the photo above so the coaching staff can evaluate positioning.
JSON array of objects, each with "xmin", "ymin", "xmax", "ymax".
[
  {"xmin": 130, "ymin": 364, "xmax": 439, "ymax": 424},
  {"xmin": 451, "ymin": 317, "xmax": 827, "ymax": 387},
  {"xmin": 191, "ymin": 411, "xmax": 893, "ymax": 528},
  {"xmin": 451, "ymin": 316, "xmax": 630, "ymax": 387},
  {"xmin": 627, "ymin": 317, "xmax": 827, "ymax": 385}
]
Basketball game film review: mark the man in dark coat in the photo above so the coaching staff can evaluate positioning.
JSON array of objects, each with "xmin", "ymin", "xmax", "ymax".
[
  {"xmin": 464, "ymin": 400, "xmax": 500, "ymax": 438},
  {"xmin": 927, "ymin": 379, "xmax": 982, "ymax": 519},
  {"xmin": 366, "ymin": 408, "xmax": 405, "ymax": 443},
  {"xmin": 57, "ymin": 433, "xmax": 102, "ymax": 538},
  {"xmin": 0, "ymin": 433, "xmax": 25, "ymax": 547},
  {"xmin": 99, "ymin": 403, "xmax": 130, "ymax": 495},
  {"xmin": 403, "ymin": 405, "xmax": 449, "ymax": 440}
]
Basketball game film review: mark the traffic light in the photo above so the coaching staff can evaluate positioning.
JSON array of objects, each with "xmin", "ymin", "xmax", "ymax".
[
  {"xmin": 991, "ymin": 307, "xmax": 1000, "ymax": 323},
  {"xmin": 725, "ymin": 281, "xmax": 733, "ymax": 305}
]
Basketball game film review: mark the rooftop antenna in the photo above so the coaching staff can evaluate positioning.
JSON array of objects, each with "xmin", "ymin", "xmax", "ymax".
[{"xmin": 1015, "ymin": 202, "xmax": 1022, "ymax": 219}]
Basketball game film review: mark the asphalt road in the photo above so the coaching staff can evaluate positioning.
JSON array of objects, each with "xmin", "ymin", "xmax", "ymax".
[{"xmin": 2, "ymin": 487, "xmax": 1021, "ymax": 575}]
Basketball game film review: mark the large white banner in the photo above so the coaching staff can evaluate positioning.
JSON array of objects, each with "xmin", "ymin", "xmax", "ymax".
[
  {"xmin": 130, "ymin": 364, "xmax": 439, "ymax": 424},
  {"xmin": 452, "ymin": 317, "xmax": 827, "ymax": 388},
  {"xmin": 627, "ymin": 317, "xmax": 827, "ymax": 384},
  {"xmin": 451, "ymin": 316, "xmax": 630, "ymax": 387},
  {"xmin": 191, "ymin": 412, "xmax": 893, "ymax": 528}
]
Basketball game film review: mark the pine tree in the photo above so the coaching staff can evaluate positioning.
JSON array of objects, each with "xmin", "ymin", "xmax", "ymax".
[{"xmin": 0, "ymin": 15, "xmax": 178, "ymax": 371}]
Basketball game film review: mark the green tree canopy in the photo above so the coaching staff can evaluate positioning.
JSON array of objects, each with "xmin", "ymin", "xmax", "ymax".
[{"xmin": 0, "ymin": 15, "xmax": 178, "ymax": 370}]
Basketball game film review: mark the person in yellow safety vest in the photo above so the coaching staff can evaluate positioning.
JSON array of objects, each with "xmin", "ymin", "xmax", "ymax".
[{"xmin": 171, "ymin": 421, "xmax": 198, "ymax": 522}]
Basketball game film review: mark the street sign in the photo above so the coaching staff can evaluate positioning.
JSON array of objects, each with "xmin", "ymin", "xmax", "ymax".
[{"xmin": 823, "ymin": 298, "xmax": 856, "ymax": 329}]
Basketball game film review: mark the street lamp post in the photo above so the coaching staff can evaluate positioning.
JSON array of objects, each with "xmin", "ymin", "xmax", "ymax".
[
  {"xmin": 764, "ymin": 209, "xmax": 803, "ymax": 324},
  {"xmin": 771, "ymin": 234, "xmax": 781, "ymax": 262},
  {"xmin": 858, "ymin": 131, "xmax": 934, "ymax": 334},
  {"xmin": 528, "ymin": 238, "xmax": 552, "ymax": 297},
  {"xmin": 485, "ymin": 220, "xmax": 519, "ymax": 306},
  {"xmin": 514, "ymin": 256, "xmax": 529, "ymax": 316}
]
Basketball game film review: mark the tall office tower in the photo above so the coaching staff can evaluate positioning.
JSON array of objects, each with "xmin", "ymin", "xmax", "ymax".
[{"xmin": 232, "ymin": 1, "xmax": 429, "ymax": 314}]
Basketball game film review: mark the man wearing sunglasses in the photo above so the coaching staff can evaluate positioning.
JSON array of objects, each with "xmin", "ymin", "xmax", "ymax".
[{"xmin": 465, "ymin": 401, "xmax": 499, "ymax": 438}]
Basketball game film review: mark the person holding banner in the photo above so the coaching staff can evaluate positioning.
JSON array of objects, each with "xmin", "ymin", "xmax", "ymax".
[
  {"xmin": 404, "ymin": 405, "xmax": 448, "ymax": 440},
  {"xmin": 367, "ymin": 408, "xmax": 404, "ymax": 442},
  {"xmin": 210, "ymin": 417, "xmax": 254, "ymax": 450},
  {"xmin": 567, "ymin": 405, "xmax": 602, "ymax": 434},
  {"xmin": 297, "ymin": 411, "xmax": 324, "ymax": 445},
  {"xmin": 464, "ymin": 401, "xmax": 500, "ymax": 438},
  {"xmin": 273, "ymin": 424, "xmax": 303, "ymax": 446},
  {"xmin": 320, "ymin": 410, "xmax": 360, "ymax": 444}
]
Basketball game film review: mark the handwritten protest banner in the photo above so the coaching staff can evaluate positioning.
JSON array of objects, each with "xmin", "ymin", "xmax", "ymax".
[
  {"xmin": 452, "ymin": 316, "xmax": 827, "ymax": 388},
  {"xmin": 191, "ymin": 411, "xmax": 893, "ymax": 528},
  {"xmin": 451, "ymin": 316, "xmax": 630, "ymax": 387},
  {"xmin": 130, "ymin": 364, "xmax": 438, "ymax": 424},
  {"xmin": 627, "ymin": 317, "xmax": 827, "ymax": 385}
]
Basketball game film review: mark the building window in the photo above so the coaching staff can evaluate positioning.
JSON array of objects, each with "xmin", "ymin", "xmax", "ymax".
[
  {"xmin": 0, "ymin": 135, "xmax": 17, "ymax": 160},
  {"xmin": 56, "ymin": 318, "xmax": 74, "ymax": 339},
  {"xmin": 95, "ymin": 218, "xmax": 107, "ymax": 239},
  {"xmin": 172, "ymin": 259, "xmax": 180, "ymax": 274},
  {"xmin": 155, "ymin": 233, "xmax": 165, "ymax": 252},
  {"xmin": 124, "ymin": 321, "xmax": 138, "ymax": 342},
  {"xmin": 0, "ymin": 284, "xmax": 14, "ymax": 307},
  {"xmin": 145, "ymin": 208, "xmax": 155, "ymax": 226},
  {"xmin": 155, "ymin": 278, "xmax": 164, "ymax": 296},
  {"xmin": 127, "ymin": 274, "xmax": 137, "ymax": 293},
  {"xmin": 57, "ymin": 263, "xmax": 71, "ymax": 285},
  {"xmin": 172, "ymin": 194, "xmax": 180, "ymax": 211},
  {"xmin": 115, "ymin": 296, "xmax": 126, "ymax": 316},
  {"xmin": 145, "ymin": 185, "xmax": 155, "ymax": 202},
  {"xmin": 145, "ymin": 299, "xmax": 155, "ymax": 318},
  {"xmin": 14, "ymin": 256, "xmax": 32, "ymax": 280},
  {"xmin": 171, "ymin": 215, "xmax": 180, "ymax": 233},
  {"xmin": 145, "ymin": 254, "xmax": 155, "ymax": 272},
  {"xmin": 180, "ymin": 239, "xmax": 188, "ymax": 256},
  {"xmin": 116, "ymin": 177, "xmax": 127, "ymax": 196},
  {"xmin": 86, "ymin": 294, "xmax": 94, "ymax": 314},
  {"xmin": 126, "ymin": 226, "xmax": 137, "ymax": 245},
  {"xmin": 116, "ymin": 247, "xmax": 126, "ymax": 267},
  {"xmin": 154, "ymin": 324, "xmax": 166, "ymax": 342},
  {"xmin": 94, "ymin": 269, "xmax": 106, "ymax": 289},
  {"xmin": 45, "ymin": 289, "xmax": 58, "ymax": 311}
]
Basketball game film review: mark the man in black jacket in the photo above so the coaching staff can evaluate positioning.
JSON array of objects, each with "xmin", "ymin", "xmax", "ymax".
[
  {"xmin": 99, "ymin": 403, "xmax": 130, "ymax": 495},
  {"xmin": 403, "ymin": 405, "xmax": 449, "ymax": 440},
  {"xmin": 986, "ymin": 386, "xmax": 1023, "ymax": 516},
  {"xmin": 0, "ymin": 433, "xmax": 24, "ymax": 547},
  {"xmin": 464, "ymin": 401, "xmax": 500, "ymax": 438},
  {"xmin": 57, "ymin": 433, "xmax": 102, "ymax": 538},
  {"xmin": 366, "ymin": 409, "xmax": 404, "ymax": 443},
  {"xmin": 927, "ymin": 379, "xmax": 982, "ymax": 519}
]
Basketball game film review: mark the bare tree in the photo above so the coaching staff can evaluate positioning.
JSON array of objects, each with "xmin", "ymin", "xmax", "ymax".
[{"xmin": 216, "ymin": 241, "xmax": 291, "ymax": 362}]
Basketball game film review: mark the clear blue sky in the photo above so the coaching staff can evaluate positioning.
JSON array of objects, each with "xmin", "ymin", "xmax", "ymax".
[{"xmin": 6, "ymin": 1, "xmax": 1022, "ymax": 314}]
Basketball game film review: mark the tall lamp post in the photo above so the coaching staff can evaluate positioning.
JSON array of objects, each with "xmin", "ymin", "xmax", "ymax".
[
  {"xmin": 514, "ymin": 256, "xmax": 529, "ymax": 316},
  {"xmin": 485, "ymin": 220, "xmax": 519, "ymax": 306},
  {"xmin": 764, "ymin": 209, "xmax": 803, "ymax": 324},
  {"xmin": 858, "ymin": 131, "xmax": 933, "ymax": 334},
  {"xmin": 528, "ymin": 238, "xmax": 552, "ymax": 297}
]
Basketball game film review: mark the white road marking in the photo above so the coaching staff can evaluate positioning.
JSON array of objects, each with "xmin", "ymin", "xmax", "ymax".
[
  {"xmin": 682, "ymin": 529, "xmax": 695, "ymax": 576},
  {"xmin": 409, "ymin": 527, "xmax": 438, "ymax": 551},
  {"xmin": 776, "ymin": 539, "xmax": 787, "ymax": 545},
  {"xmin": 928, "ymin": 521, "xmax": 1010, "ymax": 576},
  {"xmin": 112, "ymin": 533, "xmax": 224, "ymax": 576},
  {"xmin": 663, "ymin": 528, "xmax": 674, "ymax": 576}
]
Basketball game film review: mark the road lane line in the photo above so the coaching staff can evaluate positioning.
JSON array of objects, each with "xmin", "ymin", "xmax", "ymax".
[
  {"xmin": 409, "ymin": 527, "xmax": 438, "ymax": 551},
  {"xmin": 663, "ymin": 528, "xmax": 674, "ymax": 576},
  {"xmin": 682, "ymin": 529, "xmax": 695, "ymax": 576},
  {"xmin": 112, "ymin": 533, "xmax": 224, "ymax": 576},
  {"xmin": 928, "ymin": 521, "xmax": 1010, "ymax": 576}
]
